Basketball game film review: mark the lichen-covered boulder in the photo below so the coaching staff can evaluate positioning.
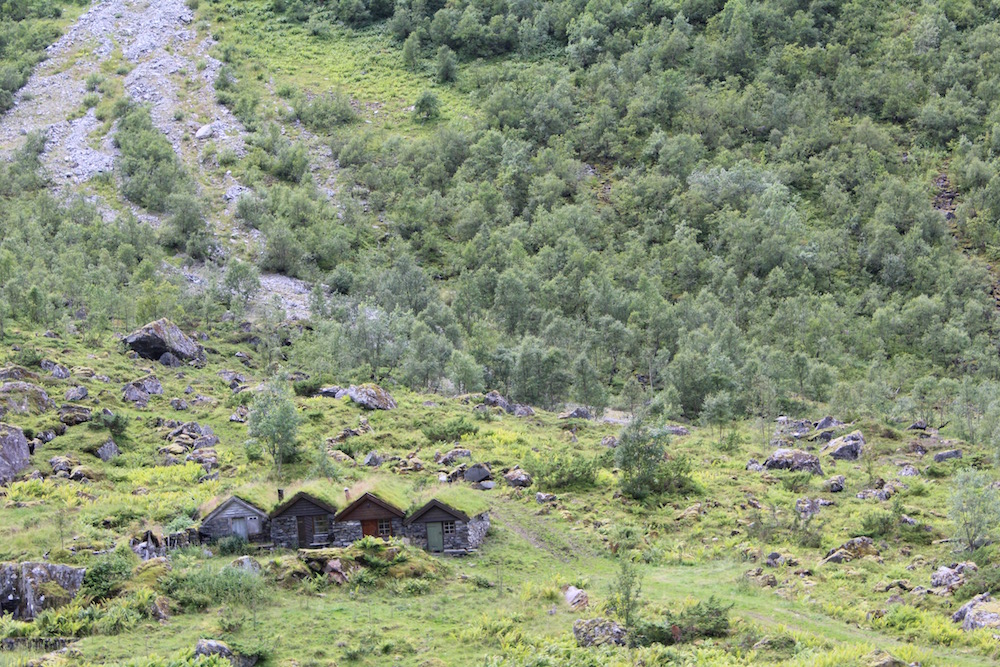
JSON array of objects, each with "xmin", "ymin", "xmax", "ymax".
[
  {"xmin": 504, "ymin": 466, "xmax": 532, "ymax": 487},
  {"xmin": 559, "ymin": 406, "xmax": 591, "ymax": 420},
  {"xmin": 0, "ymin": 423, "xmax": 29, "ymax": 485},
  {"xmin": 122, "ymin": 375, "xmax": 163, "ymax": 407},
  {"xmin": 0, "ymin": 366, "xmax": 38, "ymax": 382},
  {"xmin": 58, "ymin": 405, "xmax": 92, "ymax": 426},
  {"xmin": 573, "ymin": 618, "xmax": 626, "ymax": 647},
  {"xmin": 347, "ymin": 383, "xmax": 396, "ymax": 410},
  {"xmin": 763, "ymin": 448, "xmax": 823, "ymax": 475},
  {"xmin": 822, "ymin": 430, "xmax": 865, "ymax": 460},
  {"xmin": 0, "ymin": 562, "xmax": 86, "ymax": 620},
  {"xmin": 483, "ymin": 390, "xmax": 512, "ymax": 412},
  {"xmin": 953, "ymin": 593, "xmax": 1000, "ymax": 631},
  {"xmin": 194, "ymin": 638, "xmax": 259, "ymax": 667},
  {"xmin": 125, "ymin": 318, "xmax": 204, "ymax": 362},
  {"xmin": 0, "ymin": 382, "xmax": 54, "ymax": 416},
  {"xmin": 64, "ymin": 385, "xmax": 88, "ymax": 402},
  {"xmin": 822, "ymin": 537, "xmax": 879, "ymax": 564}
]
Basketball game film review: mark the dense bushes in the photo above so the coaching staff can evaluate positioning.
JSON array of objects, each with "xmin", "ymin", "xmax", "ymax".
[
  {"xmin": 81, "ymin": 546, "xmax": 138, "ymax": 601},
  {"xmin": 635, "ymin": 597, "xmax": 733, "ymax": 646},
  {"xmin": 114, "ymin": 105, "xmax": 188, "ymax": 212},
  {"xmin": 422, "ymin": 415, "xmax": 479, "ymax": 442},
  {"xmin": 524, "ymin": 449, "xmax": 598, "ymax": 489},
  {"xmin": 198, "ymin": 0, "xmax": 1000, "ymax": 429}
]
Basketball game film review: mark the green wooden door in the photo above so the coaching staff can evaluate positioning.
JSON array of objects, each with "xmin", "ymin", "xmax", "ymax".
[{"xmin": 427, "ymin": 522, "xmax": 444, "ymax": 552}]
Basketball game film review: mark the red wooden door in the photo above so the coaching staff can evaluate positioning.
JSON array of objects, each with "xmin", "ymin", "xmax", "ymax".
[{"xmin": 361, "ymin": 520, "xmax": 378, "ymax": 537}]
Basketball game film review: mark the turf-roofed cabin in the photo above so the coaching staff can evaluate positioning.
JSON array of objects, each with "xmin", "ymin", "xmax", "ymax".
[
  {"xmin": 269, "ymin": 491, "xmax": 339, "ymax": 549},
  {"xmin": 331, "ymin": 492, "xmax": 405, "ymax": 546},
  {"xmin": 199, "ymin": 496, "xmax": 270, "ymax": 543},
  {"xmin": 405, "ymin": 499, "xmax": 489, "ymax": 555}
]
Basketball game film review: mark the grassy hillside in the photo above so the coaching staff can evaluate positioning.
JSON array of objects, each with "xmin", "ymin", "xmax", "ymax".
[
  {"xmin": 0, "ymin": 325, "xmax": 998, "ymax": 666},
  {"xmin": 5, "ymin": 0, "xmax": 1000, "ymax": 664}
]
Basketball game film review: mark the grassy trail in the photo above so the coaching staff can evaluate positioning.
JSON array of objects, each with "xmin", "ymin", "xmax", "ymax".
[{"xmin": 646, "ymin": 561, "xmax": 992, "ymax": 666}]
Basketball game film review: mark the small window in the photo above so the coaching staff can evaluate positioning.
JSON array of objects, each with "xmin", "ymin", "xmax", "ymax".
[
  {"xmin": 248, "ymin": 516, "xmax": 257, "ymax": 521},
  {"xmin": 378, "ymin": 519, "xmax": 392, "ymax": 536},
  {"xmin": 315, "ymin": 516, "xmax": 329, "ymax": 535},
  {"xmin": 443, "ymin": 521, "xmax": 456, "ymax": 535}
]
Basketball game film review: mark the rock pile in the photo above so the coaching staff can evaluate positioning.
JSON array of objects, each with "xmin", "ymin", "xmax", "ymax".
[
  {"xmin": 763, "ymin": 449, "xmax": 823, "ymax": 475},
  {"xmin": 159, "ymin": 421, "xmax": 219, "ymax": 470}
]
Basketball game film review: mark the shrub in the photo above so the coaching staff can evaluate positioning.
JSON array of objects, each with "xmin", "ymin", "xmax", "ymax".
[
  {"xmin": 217, "ymin": 534, "xmax": 249, "ymax": 556},
  {"xmin": 292, "ymin": 377, "xmax": 324, "ymax": 396},
  {"xmin": 292, "ymin": 91, "xmax": 355, "ymax": 131},
  {"xmin": 82, "ymin": 546, "xmax": 138, "ymax": 601},
  {"xmin": 525, "ymin": 449, "xmax": 598, "ymax": 489},
  {"xmin": 779, "ymin": 471, "xmax": 813, "ymax": 493},
  {"xmin": 164, "ymin": 514, "xmax": 195, "ymax": 534},
  {"xmin": 414, "ymin": 90, "xmax": 440, "ymax": 121},
  {"xmin": 635, "ymin": 596, "xmax": 733, "ymax": 646},
  {"xmin": 115, "ymin": 105, "xmax": 188, "ymax": 211},
  {"xmin": 422, "ymin": 416, "xmax": 479, "ymax": 442}
]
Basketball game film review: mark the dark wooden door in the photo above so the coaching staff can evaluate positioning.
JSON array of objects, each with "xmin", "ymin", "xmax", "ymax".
[
  {"xmin": 297, "ymin": 516, "xmax": 313, "ymax": 546},
  {"xmin": 361, "ymin": 520, "xmax": 378, "ymax": 537}
]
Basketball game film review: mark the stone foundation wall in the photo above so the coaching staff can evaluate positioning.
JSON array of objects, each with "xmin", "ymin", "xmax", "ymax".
[
  {"xmin": 329, "ymin": 521, "xmax": 363, "ymax": 546},
  {"xmin": 468, "ymin": 513, "xmax": 490, "ymax": 549},
  {"xmin": 271, "ymin": 515, "xmax": 299, "ymax": 549}
]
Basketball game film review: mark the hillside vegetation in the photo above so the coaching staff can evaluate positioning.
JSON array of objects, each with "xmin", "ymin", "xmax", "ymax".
[{"xmin": 3, "ymin": 0, "xmax": 1000, "ymax": 665}]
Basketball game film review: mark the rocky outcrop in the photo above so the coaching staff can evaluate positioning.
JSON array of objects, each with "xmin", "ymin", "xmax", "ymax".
[
  {"xmin": 125, "ymin": 318, "xmax": 204, "ymax": 362},
  {"xmin": 824, "ymin": 475, "xmax": 846, "ymax": 492},
  {"xmin": 465, "ymin": 462, "xmax": 492, "ymax": 483},
  {"xmin": 814, "ymin": 416, "xmax": 843, "ymax": 430},
  {"xmin": 64, "ymin": 385, "xmax": 88, "ymax": 401},
  {"xmin": 347, "ymin": 383, "xmax": 396, "ymax": 410},
  {"xmin": 931, "ymin": 562, "xmax": 977, "ymax": 593},
  {"xmin": 122, "ymin": 375, "xmax": 164, "ymax": 407},
  {"xmin": 0, "ymin": 423, "xmax": 30, "ymax": 485},
  {"xmin": 504, "ymin": 466, "xmax": 532, "ymax": 488},
  {"xmin": 559, "ymin": 407, "xmax": 591, "ymax": 420},
  {"xmin": 953, "ymin": 593, "xmax": 1000, "ymax": 631},
  {"xmin": 0, "ymin": 382, "xmax": 54, "ymax": 416},
  {"xmin": 483, "ymin": 390, "xmax": 511, "ymax": 412},
  {"xmin": 59, "ymin": 404, "xmax": 92, "ymax": 426},
  {"xmin": 822, "ymin": 537, "xmax": 879, "ymax": 564},
  {"xmin": 0, "ymin": 366, "xmax": 38, "ymax": 382},
  {"xmin": 0, "ymin": 562, "xmax": 86, "ymax": 620},
  {"xmin": 822, "ymin": 430, "xmax": 864, "ymax": 460},
  {"xmin": 194, "ymin": 638, "xmax": 259, "ymax": 667},
  {"xmin": 41, "ymin": 360, "xmax": 69, "ymax": 379},
  {"xmin": 573, "ymin": 618, "xmax": 625, "ymax": 647},
  {"xmin": 563, "ymin": 585, "xmax": 589, "ymax": 610},
  {"xmin": 96, "ymin": 439, "xmax": 120, "ymax": 462},
  {"xmin": 763, "ymin": 449, "xmax": 823, "ymax": 475},
  {"xmin": 435, "ymin": 448, "xmax": 471, "ymax": 466},
  {"xmin": 933, "ymin": 449, "xmax": 962, "ymax": 463}
]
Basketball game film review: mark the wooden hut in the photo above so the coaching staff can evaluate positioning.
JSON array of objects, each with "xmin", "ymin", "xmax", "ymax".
[
  {"xmin": 404, "ymin": 499, "xmax": 489, "ymax": 554},
  {"xmin": 199, "ymin": 496, "xmax": 270, "ymax": 543},
  {"xmin": 329, "ymin": 492, "xmax": 405, "ymax": 546},
  {"xmin": 269, "ymin": 491, "xmax": 339, "ymax": 549}
]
